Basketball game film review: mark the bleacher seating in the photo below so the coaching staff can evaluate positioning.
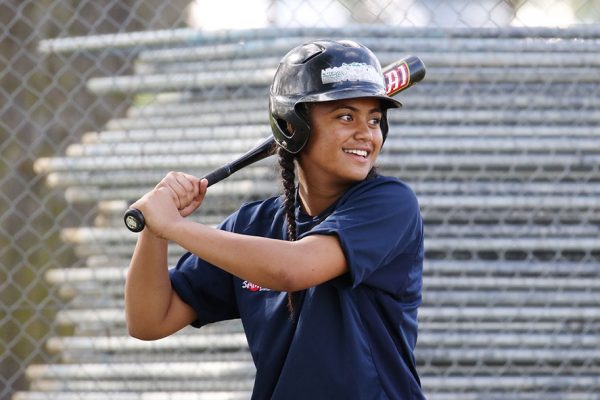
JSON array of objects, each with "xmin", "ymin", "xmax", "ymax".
[{"xmin": 21, "ymin": 26, "xmax": 600, "ymax": 399}]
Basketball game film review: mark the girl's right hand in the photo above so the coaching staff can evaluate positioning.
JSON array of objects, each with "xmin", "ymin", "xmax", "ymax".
[{"xmin": 129, "ymin": 172, "xmax": 208, "ymax": 237}]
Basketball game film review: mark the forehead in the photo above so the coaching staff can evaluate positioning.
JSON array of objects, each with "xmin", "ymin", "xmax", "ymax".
[{"xmin": 310, "ymin": 97, "xmax": 382, "ymax": 113}]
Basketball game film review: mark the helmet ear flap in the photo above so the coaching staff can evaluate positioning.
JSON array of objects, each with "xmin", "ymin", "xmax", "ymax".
[{"xmin": 269, "ymin": 109, "xmax": 310, "ymax": 154}]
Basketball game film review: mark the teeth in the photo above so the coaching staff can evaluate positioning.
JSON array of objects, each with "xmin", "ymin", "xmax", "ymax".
[{"xmin": 344, "ymin": 149, "xmax": 368, "ymax": 157}]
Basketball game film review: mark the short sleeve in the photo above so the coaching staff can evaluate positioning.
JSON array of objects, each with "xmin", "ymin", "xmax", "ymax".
[
  {"xmin": 301, "ymin": 177, "xmax": 423, "ymax": 291},
  {"xmin": 169, "ymin": 253, "xmax": 240, "ymax": 327},
  {"xmin": 169, "ymin": 212, "xmax": 241, "ymax": 327}
]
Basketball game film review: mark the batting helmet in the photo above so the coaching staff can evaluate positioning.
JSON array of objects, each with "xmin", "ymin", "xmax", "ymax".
[{"xmin": 269, "ymin": 39, "xmax": 402, "ymax": 154}]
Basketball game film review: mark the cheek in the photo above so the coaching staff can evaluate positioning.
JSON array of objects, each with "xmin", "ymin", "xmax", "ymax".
[
  {"xmin": 304, "ymin": 124, "xmax": 332, "ymax": 154},
  {"xmin": 373, "ymin": 132, "xmax": 382, "ymax": 148},
  {"xmin": 373, "ymin": 129, "xmax": 384, "ymax": 149}
]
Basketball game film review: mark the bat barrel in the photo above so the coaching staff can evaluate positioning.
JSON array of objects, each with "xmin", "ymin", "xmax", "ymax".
[
  {"xmin": 383, "ymin": 55, "xmax": 426, "ymax": 96},
  {"xmin": 406, "ymin": 56, "xmax": 426, "ymax": 84}
]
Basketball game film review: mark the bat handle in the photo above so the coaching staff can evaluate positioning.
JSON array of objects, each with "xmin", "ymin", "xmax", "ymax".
[
  {"xmin": 203, "ymin": 165, "xmax": 232, "ymax": 187},
  {"xmin": 124, "ymin": 208, "xmax": 145, "ymax": 233}
]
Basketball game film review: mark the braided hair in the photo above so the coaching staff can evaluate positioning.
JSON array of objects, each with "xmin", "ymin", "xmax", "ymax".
[{"xmin": 277, "ymin": 145, "xmax": 299, "ymax": 317}]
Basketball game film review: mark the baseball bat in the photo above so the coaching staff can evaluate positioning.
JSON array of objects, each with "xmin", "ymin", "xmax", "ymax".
[{"xmin": 124, "ymin": 55, "xmax": 426, "ymax": 232}]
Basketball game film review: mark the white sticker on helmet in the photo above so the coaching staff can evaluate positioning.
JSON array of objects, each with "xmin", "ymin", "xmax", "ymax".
[{"xmin": 321, "ymin": 62, "xmax": 383, "ymax": 86}]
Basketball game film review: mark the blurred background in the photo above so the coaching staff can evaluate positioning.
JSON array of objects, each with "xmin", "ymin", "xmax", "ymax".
[{"xmin": 1, "ymin": 1, "xmax": 600, "ymax": 399}]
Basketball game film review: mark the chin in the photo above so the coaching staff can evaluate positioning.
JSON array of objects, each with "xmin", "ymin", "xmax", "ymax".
[{"xmin": 342, "ymin": 171, "xmax": 371, "ymax": 183}]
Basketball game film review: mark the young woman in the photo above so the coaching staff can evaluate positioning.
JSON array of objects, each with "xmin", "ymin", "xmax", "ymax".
[{"xmin": 125, "ymin": 39, "xmax": 425, "ymax": 399}]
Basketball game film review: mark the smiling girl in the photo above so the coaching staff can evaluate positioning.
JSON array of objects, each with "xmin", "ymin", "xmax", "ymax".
[{"xmin": 125, "ymin": 39, "xmax": 425, "ymax": 399}]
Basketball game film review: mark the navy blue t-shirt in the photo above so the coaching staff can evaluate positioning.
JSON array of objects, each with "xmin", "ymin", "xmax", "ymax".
[{"xmin": 169, "ymin": 175, "xmax": 425, "ymax": 399}]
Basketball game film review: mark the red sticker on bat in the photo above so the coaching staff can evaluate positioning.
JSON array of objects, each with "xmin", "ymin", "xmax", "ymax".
[{"xmin": 384, "ymin": 62, "xmax": 410, "ymax": 96}]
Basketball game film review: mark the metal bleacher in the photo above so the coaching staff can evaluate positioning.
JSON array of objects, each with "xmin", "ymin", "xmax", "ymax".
[{"xmin": 23, "ymin": 26, "xmax": 600, "ymax": 399}]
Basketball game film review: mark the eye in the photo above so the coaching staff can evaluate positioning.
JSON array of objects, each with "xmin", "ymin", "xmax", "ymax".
[
  {"xmin": 336, "ymin": 113, "xmax": 353, "ymax": 122},
  {"xmin": 369, "ymin": 115, "xmax": 382, "ymax": 126}
]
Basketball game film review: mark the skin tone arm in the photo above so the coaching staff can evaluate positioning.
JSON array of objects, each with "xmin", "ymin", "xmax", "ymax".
[
  {"xmin": 125, "ymin": 228, "xmax": 197, "ymax": 340},
  {"xmin": 125, "ymin": 172, "xmax": 347, "ymax": 340},
  {"xmin": 125, "ymin": 172, "xmax": 203, "ymax": 340}
]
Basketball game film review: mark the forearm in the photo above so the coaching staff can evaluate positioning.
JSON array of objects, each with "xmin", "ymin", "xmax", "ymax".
[
  {"xmin": 124, "ymin": 229, "xmax": 173, "ymax": 337},
  {"xmin": 165, "ymin": 219, "xmax": 346, "ymax": 292}
]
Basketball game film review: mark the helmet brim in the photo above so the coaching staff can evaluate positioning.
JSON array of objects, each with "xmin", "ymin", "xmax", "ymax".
[{"xmin": 297, "ymin": 87, "xmax": 402, "ymax": 110}]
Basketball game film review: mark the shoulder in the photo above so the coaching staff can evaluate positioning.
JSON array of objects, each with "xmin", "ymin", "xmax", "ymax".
[
  {"xmin": 238, "ymin": 195, "xmax": 286, "ymax": 222},
  {"xmin": 342, "ymin": 175, "xmax": 420, "ymax": 211},
  {"xmin": 218, "ymin": 195, "xmax": 286, "ymax": 235},
  {"xmin": 336, "ymin": 175, "xmax": 423, "ymax": 248}
]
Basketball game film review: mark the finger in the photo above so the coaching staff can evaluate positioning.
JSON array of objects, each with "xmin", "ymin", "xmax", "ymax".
[
  {"xmin": 172, "ymin": 173, "xmax": 192, "ymax": 205},
  {"xmin": 199, "ymin": 178, "xmax": 208, "ymax": 195},
  {"xmin": 177, "ymin": 173, "xmax": 201, "ymax": 198},
  {"xmin": 175, "ymin": 173, "xmax": 202, "ymax": 210},
  {"xmin": 163, "ymin": 172, "xmax": 195, "ymax": 210},
  {"xmin": 179, "ymin": 178, "xmax": 208, "ymax": 217},
  {"xmin": 159, "ymin": 172, "xmax": 185, "ymax": 209}
]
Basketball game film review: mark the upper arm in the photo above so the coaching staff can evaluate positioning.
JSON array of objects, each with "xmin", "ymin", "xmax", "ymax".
[
  {"xmin": 128, "ymin": 290, "xmax": 197, "ymax": 341},
  {"xmin": 162, "ymin": 290, "xmax": 198, "ymax": 336},
  {"xmin": 283, "ymin": 233, "xmax": 348, "ymax": 291}
]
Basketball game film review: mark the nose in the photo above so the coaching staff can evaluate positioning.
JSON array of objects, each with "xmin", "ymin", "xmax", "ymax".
[{"xmin": 353, "ymin": 117, "xmax": 375, "ymax": 141}]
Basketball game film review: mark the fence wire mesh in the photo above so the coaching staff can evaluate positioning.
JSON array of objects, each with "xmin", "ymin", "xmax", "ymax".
[{"xmin": 2, "ymin": 0, "xmax": 600, "ymax": 399}]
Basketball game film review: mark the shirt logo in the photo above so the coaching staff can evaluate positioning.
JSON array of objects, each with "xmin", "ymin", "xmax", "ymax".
[{"xmin": 242, "ymin": 280, "xmax": 271, "ymax": 292}]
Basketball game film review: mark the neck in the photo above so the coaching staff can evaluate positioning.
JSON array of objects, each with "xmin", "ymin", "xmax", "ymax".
[{"xmin": 296, "ymin": 170, "xmax": 350, "ymax": 217}]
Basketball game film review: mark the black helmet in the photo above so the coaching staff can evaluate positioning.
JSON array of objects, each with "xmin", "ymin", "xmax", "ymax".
[{"xmin": 269, "ymin": 39, "xmax": 402, "ymax": 154}]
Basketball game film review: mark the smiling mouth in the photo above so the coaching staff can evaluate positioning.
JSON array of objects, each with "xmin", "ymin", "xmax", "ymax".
[{"xmin": 343, "ymin": 149, "xmax": 368, "ymax": 158}]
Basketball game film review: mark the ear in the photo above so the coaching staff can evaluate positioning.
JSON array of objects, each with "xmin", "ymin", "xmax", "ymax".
[{"xmin": 286, "ymin": 122, "xmax": 295, "ymax": 135}]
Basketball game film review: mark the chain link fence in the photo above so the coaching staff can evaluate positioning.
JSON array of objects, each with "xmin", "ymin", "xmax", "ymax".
[{"xmin": 2, "ymin": 1, "xmax": 600, "ymax": 399}]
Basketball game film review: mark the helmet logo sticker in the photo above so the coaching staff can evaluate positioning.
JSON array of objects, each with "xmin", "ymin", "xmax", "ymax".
[{"xmin": 321, "ymin": 62, "xmax": 383, "ymax": 85}]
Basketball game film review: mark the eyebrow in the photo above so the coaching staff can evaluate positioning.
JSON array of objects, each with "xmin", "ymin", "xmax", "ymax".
[{"xmin": 329, "ymin": 104, "xmax": 383, "ymax": 114}]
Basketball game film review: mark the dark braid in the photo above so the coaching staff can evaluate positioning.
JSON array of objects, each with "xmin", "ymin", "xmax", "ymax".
[
  {"xmin": 278, "ymin": 146, "xmax": 297, "ymax": 242},
  {"xmin": 277, "ymin": 146, "xmax": 299, "ymax": 317}
]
